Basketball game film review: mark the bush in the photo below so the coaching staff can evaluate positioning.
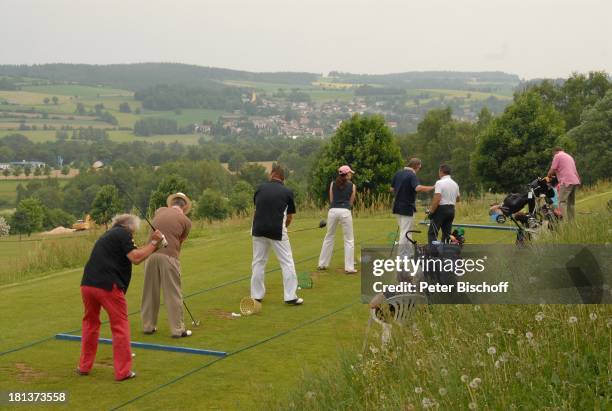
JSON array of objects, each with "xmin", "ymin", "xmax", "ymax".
[
  {"xmin": 43, "ymin": 208, "xmax": 76, "ymax": 230},
  {"xmin": 196, "ymin": 189, "xmax": 229, "ymax": 221}
]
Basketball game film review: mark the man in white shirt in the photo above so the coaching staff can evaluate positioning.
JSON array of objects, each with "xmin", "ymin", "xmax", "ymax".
[{"xmin": 427, "ymin": 164, "xmax": 460, "ymax": 244}]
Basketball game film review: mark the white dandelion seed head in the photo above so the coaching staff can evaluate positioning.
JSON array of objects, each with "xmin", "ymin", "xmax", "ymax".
[
  {"xmin": 535, "ymin": 312, "xmax": 544, "ymax": 322},
  {"xmin": 473, "ymin": 377, "xmax": 482, "ymax": 385},
  {"xmin": 305, "ymin": 391, "xmax": 316, "ymax": 400},
  {"xmin": 568, "ymin": 316, "xmax": 578, "ymax": 324},
  {"xmin": 422, "ymin": 397, "xmax": 435, "ymax": 408},
  {"xmin": 416, "ymin": 359, "xmax": 423, "ymax": 367},
  {"xmin": 469, "ymin": 381, "xmax": 478, "ymax": 389},
  {"xmin": 487, "ymin": 346, "xmax": 497, "ymax": 355},
  {"xmin": 525, "ymin": 331, "xmax": 533, "ymax": 339},
  {"xmin": 438, "ymin": 387, "xmax": 448, "ymax": 396},
  {"xmin": 414, "ymin": 386, "xmax": 423, "ymax": 394},
  {"xmin": 606, "ymin": 318, "xmax": 612, "ymax": 328},
  {"xmin": 506, "ymin": 328, "xmax": 515, "ymax": 335},
  {"xmin": 515, "ymin": 371, "xmax": 523, "ymax": 379},
  {"xmin": 440, "ymin": 368, "xmax": 448, "ymax": 377},
  {"xmin": 495, "ymin": 360, "xmax": 501, "ymax": 368},
  {"xmin": 461, "ymin": 374, "xmax": 469, "ymax": 383},
  {"xmin": 589, "ymin": 313, "xmax": 597, "ymax": 321},
  {"xmin": 478, "ymin": 361, "xmax": 485, "ymax": 367},
  {"xmin": 486, "ymin": 332, "xmax": 493, "ymax": 338},
  {"xmin": 369, "ymin": 345, "xmax": 379, "ymax": 354},
  {"xmin": 468, "ymin": 402, "xmax": 478, "ymax": 410}
]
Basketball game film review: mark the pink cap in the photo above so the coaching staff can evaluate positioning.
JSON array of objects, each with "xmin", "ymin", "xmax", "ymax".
[{"xmin": 338, "ymin": 165, "xmax": 355, "ymax": 175}]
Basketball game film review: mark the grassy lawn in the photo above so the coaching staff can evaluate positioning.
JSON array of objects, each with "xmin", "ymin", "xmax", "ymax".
[
  {"xmin": 12, "ymin": 182, "xmax": 612, "ymax": 409},
  {"xmin": 142, "ymin": 108, "xmax": 226, "ymax": 126},
  {"xmin": 23, "ymin": 85, "xmax": 133, "ymax": 99},
  {"xmin": 0, "ymin": 179, "xmax": 25, "ymax": 208},
  {"xmin": 108, "ymin": 131, "xmax": 203, "ymax": 145}
]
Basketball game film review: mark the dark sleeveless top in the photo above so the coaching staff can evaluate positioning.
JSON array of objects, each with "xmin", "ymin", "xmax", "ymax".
[{"xmin": 330, "ymin": 181, "xmax": 354, "ymax": 209}]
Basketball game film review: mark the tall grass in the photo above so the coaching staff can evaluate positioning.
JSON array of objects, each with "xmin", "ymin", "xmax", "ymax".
[
  {"xmin": 0, "ymin": 235, "xmax": 96, "ymax": 286},
  {"xmin": 263, "ymin": 304, "xmax": 610, "ymax": 410}
]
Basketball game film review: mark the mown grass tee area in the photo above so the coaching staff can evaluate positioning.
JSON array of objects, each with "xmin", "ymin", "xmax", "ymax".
[{"xmin": 0, "ymin": 187, "xmax": 610, "ymax": 410}]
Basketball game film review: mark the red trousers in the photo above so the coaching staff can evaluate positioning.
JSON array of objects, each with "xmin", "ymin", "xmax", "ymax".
[{"xmin": 79, "ymin": 285, "xmax": 132, "ymax": 380}]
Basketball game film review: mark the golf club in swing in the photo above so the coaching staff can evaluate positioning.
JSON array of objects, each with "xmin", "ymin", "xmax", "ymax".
[
  {"xmin": 289, "ymin": 219, "xmax": 327, "ymax": 233},
  {"xmin": 183, "ymin": 301, "xmax": 201, "ymax": 327},
  {"xmin": 119, "ymin": 187, "xmax": 168, "ymax": 248}
]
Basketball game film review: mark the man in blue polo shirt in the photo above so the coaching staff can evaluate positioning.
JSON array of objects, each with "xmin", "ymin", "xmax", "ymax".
[
  {"xmin": 250, "ymin": 164, "xmax": 303, "ymax": 305},
  {"xmin": 391, "ymin": 158, "xmax": 434, "ymax": 256}
]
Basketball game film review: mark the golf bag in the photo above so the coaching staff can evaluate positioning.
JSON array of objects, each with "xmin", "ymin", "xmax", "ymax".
[{"xmin": 421, "ymin": 243, "xmax": 470, "ymax": 303}]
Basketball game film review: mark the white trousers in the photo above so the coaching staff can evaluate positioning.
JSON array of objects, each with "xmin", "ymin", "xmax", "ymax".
[
  {"xmin": 251, "ymin": 235, "xmax": 298, "ymax": 302},
  {"xmin": 318, "ymin": 208, "xmax": 355, "ymax": 271},
  {"xmin": 395, "ymin": 214, "xmax": 414, "ymax": 258}
]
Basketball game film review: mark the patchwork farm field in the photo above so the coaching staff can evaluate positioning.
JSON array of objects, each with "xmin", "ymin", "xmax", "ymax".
[{"xmin": 0, "ymin": 188, "xmax": 610, "ymax": 410}]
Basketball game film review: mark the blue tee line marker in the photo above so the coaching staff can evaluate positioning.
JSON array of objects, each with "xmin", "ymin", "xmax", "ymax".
[{"xmin": 55, "ymin": 334, "xmax": 227, "ymax": 357}]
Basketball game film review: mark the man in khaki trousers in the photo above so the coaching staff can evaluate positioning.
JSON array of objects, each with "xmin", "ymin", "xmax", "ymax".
[{"xmin": 141, "ymin": 193, "xmax": 193, "ymax": 338}]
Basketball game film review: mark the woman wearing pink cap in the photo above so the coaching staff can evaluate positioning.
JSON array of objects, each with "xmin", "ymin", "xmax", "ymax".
[{"xmin": 317, "ymin": 165, "xmax": 357, "ymax": 274}]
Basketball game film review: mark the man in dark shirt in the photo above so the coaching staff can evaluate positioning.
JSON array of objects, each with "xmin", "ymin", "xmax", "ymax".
[
  {"xmin": 251, "ymin": 164, "xmax": 302, "ymax": 305},
  {"xmin": 390, "ymin": 158, "xmax": 434, "ymax": 256},
  {"xmin": 79, "ymin": 214, "xmax": 163, "ymax": 381}
]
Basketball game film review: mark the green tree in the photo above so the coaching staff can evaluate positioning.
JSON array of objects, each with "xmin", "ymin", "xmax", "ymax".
[
  {"xmin": 119, "ymin": 102, "xmax": 132, "ymax": 113},
  {"xmin": 148, "ymin": 175, "xmax": 190, "ymax": 215},
  {"xmin": 473, "ymin": 91, "xmax": 564, "ymax": 192},
  {"xmin": 43, "ymin": 208, "xmax": 76, "ymax": 230},
  {"xmin": 2, "ymin": 169, "xmax": 9, "ymax": 177},
  {"xmin": 11, "ymin": 198, "xmax": 45, "ymax": 236},
  {"xmin": 52, "ymin": 96, "xmax": 59, "ymax": 105},
  {"xmin": 90, "ymin": 185, "xmax": 122, "ymax": 229},
  {"xmin": 238, "ymin": 163, "xmax": 268, "ymax": 189},
  {"xmin": 310, "ymin": 114, "xmax": 402, "ymax": 204},
  {"xmin": 61, "ymin": 165, "xmax": 70, "ymax": 175},
  {"xmin": 13, "ymin": 166, "xmax": 22, "ymax": 177},
  {"xmin": 567, "ymin": 90, "xmax": 612, "ymax": 185},
  {"xmin": 229, "ymin": 181, "xmax": 254, "ymax": 215},
  {"xmin": 228, "ymin": 152, "xmax": 247, "ymax": 172},
  {"xmin": 43, "ymin": 97, "xmax": 50, "ymax": 104},
  {"xmin": 24, "ymin": 165, "xmax": 32, "ymax": 177},
  {"xmin": 196, "ymin": 189, "xmax": 229, "ymax": 221},
  {"xmin": 33, "ymin": 166, "xmax": 42, "ymax": 176}
]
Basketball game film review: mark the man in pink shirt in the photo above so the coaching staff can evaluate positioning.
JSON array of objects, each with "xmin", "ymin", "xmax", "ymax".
[{"xmin": 547, "ymin": 146, "xmax": 581, "ymax": 221}]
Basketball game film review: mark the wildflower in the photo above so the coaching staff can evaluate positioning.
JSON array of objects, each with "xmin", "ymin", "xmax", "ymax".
[
  {"xmin": 438, "ymin": 387, "xmax": 448, "ymax": 396},
  {"xmin": 305, "ymin": 391, "xmax": 316, "ymax": 400},
  {"xmin": 486, "ymin": 332, "xmax": 493, "ymax": 338},
  {"xmin": 607, "ymin": 318, "xmax": 612, "ymax": 328},
  {"xmin": 461, "ymin": 374, "xmax": 469, "ymax": 383},
  {"xmin": 487, "ymin": 346, "xmax": 497, "ymax": 355},
  {"xmin": 473, "ymin": 377, "xmax": 482, "ymax": 385},
  {"xmin": 422, "ymin": 398, "xmax": 435, "ymax": 408},
  {"xmin": 515, "ymin": 371, "xmax": 523, "ymax": 379},
  {"xmin": 494, "ymin": 360, "xmax": 501, "ymax": 369},
  {"xmin": 416, "ymin": 359, "xmax": 423, "ymax": 367},
  {"xmin": 568, "ymin": 316, "xmax": 578, "ymax": 325},
  {"xmin": 589, "ymin": 313, "xmax": 597, "ymax": 321},
  {"xmin": 473, "ymin": 305, "xmax": 481, "ymax": 311},
  {"xmin": 506, "ymin": 328, "xmax": 515, "ymax": 335},
  {"xmin": 414, "ymin": 386, "xmax": 423, "ymax": 394},
  {"xmin": 535, "ymin": 312, "xmax": 544, "ymax": 322},
  {"xmin": 525, "ymin": 331, "xmax": 533, "ymax": 340},
  {"xmin": 440, "ymin": 368, "xmax": 448, "ymax": 377},
  {"xmin": 469, "ymin": 380, "xmax": 479, "ymax": 389},
  {"xmin": 468, "ymin": 402, "xmax": 478, "ymax": 410},
  {"xmin": 369, "ymin": 345, "xmax": 379, "ymax": 354}
]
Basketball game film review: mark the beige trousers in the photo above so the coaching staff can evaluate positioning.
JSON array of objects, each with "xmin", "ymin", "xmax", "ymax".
[
  {"xmin": 558, "ymin": 184, "xmax": 578, "ymax": 221},
  {"xmin": 141, "ymin": 253, "xmax": 185, "ymax": 336}
]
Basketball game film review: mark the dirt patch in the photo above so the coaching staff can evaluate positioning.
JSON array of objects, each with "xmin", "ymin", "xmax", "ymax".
[
  {"xmin": 1, "ymin": 362, "xmax": 47, "ymax": 383},
  {"xmin": 208, "ymin": 308, "xmax": 240, "ymax": 320}
]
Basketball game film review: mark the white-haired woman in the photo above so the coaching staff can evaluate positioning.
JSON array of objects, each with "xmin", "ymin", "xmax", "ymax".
[
  {"xmin": 77, "ymin": 214, "xmax": 163, "ymax": 381},
  {"xmin": 318, "ymin": 165, "xmax": 357, "ymax": 273}
]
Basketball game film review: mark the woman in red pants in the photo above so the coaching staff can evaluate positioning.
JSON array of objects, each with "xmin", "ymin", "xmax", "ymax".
[{"xmin": 78, "ymin": 214, "xmax": 163, "ymax": 381}]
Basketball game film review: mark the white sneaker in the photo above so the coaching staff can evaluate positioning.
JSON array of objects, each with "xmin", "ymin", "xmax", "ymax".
[{"xmin": 285, "ymin": 298, "xmax": 304, "ymax": 306}]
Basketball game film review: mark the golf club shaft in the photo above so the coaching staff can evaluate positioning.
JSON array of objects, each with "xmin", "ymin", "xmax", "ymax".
[
  {"xmin": 119, "ymin": 187, "xmax": 156, "ymax": 230},
  {"xmin": 183, "ymin": 301, "xmax": 198, "ymax": 323}
]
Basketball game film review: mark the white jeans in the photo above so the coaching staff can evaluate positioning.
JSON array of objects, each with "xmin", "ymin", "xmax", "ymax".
[
  {"xmin": 318, "ymin": 208, "xmax": 355, "ymax": 271},
  {"xmin": 251, "ymin": 235, "xmax": 298, "ymax": 302},
  {"xmin": 395, "ymin": 214, "xmax": 414, "ymax": 258}
]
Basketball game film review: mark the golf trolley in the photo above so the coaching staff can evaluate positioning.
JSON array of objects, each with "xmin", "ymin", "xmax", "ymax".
[{"xmin": 494, "ymin": 177, "xmax": 561, "ymax": 245}]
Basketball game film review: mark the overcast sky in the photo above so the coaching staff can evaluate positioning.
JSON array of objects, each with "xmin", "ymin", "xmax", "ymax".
[{"xmin": 1, "ymin": 0, "xmax": 610, "ymax": 79}]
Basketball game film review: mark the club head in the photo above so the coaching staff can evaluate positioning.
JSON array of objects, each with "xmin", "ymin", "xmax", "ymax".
[{"xmin": 319, "ymin": 219, "xmax": 327, "ymax": 228}]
